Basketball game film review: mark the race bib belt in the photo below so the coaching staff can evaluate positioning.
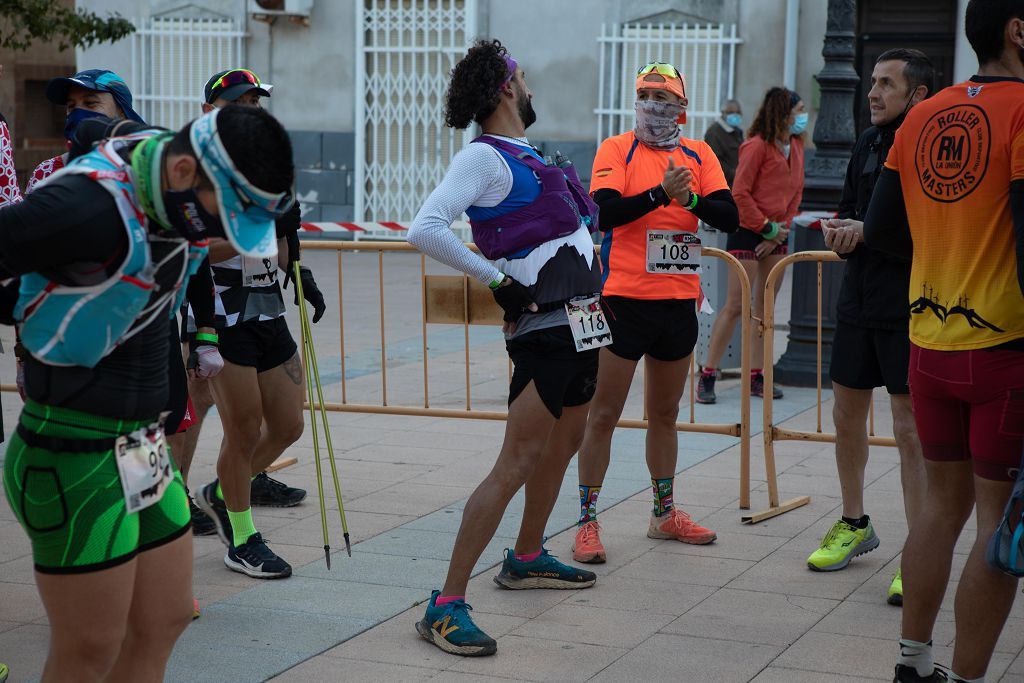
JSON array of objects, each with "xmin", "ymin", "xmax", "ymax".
[
  {"xmin": 115, "ymin": 421, "xmax": 172, "ymax": 514},
  {"xmin": 565, "ymin": 294, "xmax": 612, "ymax": 352},
  {"xmin": 646, "ymin": 230, "xmax": 701, "ymax": 274}
]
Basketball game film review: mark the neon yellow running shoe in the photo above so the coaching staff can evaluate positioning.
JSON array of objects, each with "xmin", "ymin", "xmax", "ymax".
[
  {"xmin": 807, "ymin": 518, "xmax": 879, "ymax": 571},
  {"xmin": 887, "ymin": 568, "xmax": 903, "ymax": 606}
]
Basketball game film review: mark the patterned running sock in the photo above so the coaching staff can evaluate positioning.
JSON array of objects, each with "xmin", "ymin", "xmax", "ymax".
[
  {"xmin": 578, "ymin": 484, "xmax": 602, "ymax": 525},
  {"xmin": 227, "ymin": 508, "xmax": 258, "ymax": 547},
  {"xmin": 841, "ymin": 514, "xmax": 870, "ymax": 529},
  {"xmin": 652, "ymin": 477, "xmax": 675, "ymax": 517},
  {"xmin": 514, "ymin": 549, "xmax": 542, "ymax": 563},
  {"xmin": 897, "ymin": 638, "xmax": 934, "ymax": 678},
  {"xmin": 435, "ymin": 594, "xmax": 464, "ymax": 607},
  {"xmin": 702, "ymin": 367, "xmax": 717, "ymax": 376}
]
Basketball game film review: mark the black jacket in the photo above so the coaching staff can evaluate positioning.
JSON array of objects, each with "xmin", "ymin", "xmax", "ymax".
[{"xmin": 835, "ymin": 122, "xmax": 911, "ymax": 330}]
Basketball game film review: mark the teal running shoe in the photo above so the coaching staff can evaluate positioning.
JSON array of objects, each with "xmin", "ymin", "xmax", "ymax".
[
  {"xmin": 493, "ymin": 547, "xmax": 597, "ymax": 590},
  {"xmin": 415, "ymin": 590, "xmax": 497, "ymax": 656}
]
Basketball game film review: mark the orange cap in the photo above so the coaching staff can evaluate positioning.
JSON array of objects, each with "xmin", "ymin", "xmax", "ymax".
[{"xmin": 635, "ymin": 71, "xmax": 687, "ymax": 102}]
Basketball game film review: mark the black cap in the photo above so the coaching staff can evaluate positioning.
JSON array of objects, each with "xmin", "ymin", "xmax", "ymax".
[{"xmin": 204, "ymin": 69, "xmax": 272, "ymax": 105}]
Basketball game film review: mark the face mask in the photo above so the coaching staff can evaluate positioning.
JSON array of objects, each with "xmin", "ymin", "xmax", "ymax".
[
  {"xmin": 163, "ymin": 186, "xmax": 224, "ymax": 242},
  {"xmin": 725, "ymin": 113, "xmax": 742, "ymax": 128},
  {"xmin": 790, "ymin": 112, "xmax": 809, "ymax": 135},
  {"xmin": 64, "ymin": 107, "xmax": 106, "ymax": 143},
  {"xmin": 634, "ymin": 99, "xmax": 683, "ymax": 150}
]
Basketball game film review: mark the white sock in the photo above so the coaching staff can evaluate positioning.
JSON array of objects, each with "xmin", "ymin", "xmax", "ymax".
[
  {"xmin": 947, "ymin": 672, "xmax": 984, "ymax": 683},
  {"xmin": 898, "ymin": 638, "xmax": 934, "ymax": 677}
]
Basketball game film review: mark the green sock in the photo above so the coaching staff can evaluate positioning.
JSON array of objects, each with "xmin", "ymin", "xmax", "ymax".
[
  {"xmin": 652, "ymin": 477, "xmax": 675, "ymax": 517},
  {"xmin": 215, "ymin": 481, "xmax": 224, "ymax": 500},
  {"xmin": 227, "ymin": 508, "xmax": 257, "ymax": 546}
]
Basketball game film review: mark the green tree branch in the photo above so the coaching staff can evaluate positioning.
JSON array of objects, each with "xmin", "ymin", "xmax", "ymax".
[{"xmin": 0, "ymin": 0, "xmax": 134, "ymax": 52}]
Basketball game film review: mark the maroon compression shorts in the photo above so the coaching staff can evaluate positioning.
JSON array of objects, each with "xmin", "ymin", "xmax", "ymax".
[{"xmin": 909, "ymin": 343, "xmax": 1024, "ymax": 481}]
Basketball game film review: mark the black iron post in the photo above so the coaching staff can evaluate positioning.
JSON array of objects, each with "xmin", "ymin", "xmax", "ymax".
[{"xmin": 774, "ymin": 0, "xmax": 859, "ymax": 386}]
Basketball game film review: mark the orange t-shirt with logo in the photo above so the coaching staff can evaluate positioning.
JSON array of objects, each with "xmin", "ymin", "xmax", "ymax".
[
  {"xmin": 884, "ymin": 77, "xmax": 1024, "ymax": 351},
  {"xmin": 591, "ymin": 131, "xmax": 729, "ymax": 300}
]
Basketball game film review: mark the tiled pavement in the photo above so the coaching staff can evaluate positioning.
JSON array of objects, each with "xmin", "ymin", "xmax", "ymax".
[{"xmin": 2, "ymin": 252, "xmax": 1023, "ymax": 681}]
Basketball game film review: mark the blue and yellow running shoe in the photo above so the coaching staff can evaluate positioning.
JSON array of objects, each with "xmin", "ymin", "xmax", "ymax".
[
  {"xmin": 415, "ymin": 591, "xmax": 497, "ymax": 656},
  {"xmin": 493, "ymin": 547, "xmax": 597, "ymax": 590}
]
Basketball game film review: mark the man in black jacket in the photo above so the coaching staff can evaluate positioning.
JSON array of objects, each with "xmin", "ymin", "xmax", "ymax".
[{"xmin": 805, "ymin": 49, "xmax": 933, "ymax": 607}]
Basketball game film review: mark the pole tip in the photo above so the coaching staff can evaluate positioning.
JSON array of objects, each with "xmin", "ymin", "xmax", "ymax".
[
  {"xmin": 344, "ymin": 533, "xmax": 352, "ymax": 557},
  {"xmin": 324, "ymin": 545, "xmax": 331, "ymax": 570}
]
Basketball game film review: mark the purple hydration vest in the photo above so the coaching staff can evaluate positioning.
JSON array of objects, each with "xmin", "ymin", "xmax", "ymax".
[{"xmin": 468, "ymin": 136, "xmax": 599, "ymax": 260}]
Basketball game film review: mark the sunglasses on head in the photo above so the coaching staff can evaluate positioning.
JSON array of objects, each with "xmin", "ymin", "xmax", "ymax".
[
  {"xmin": 637, "ymin": 62, "xmax": 681, "ymax": 79},
  {"xmin": 212, "ymin": 69, "xmax": 261, "ymax": 92}
]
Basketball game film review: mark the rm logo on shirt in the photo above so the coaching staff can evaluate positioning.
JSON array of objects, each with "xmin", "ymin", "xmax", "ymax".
[{"xmin": 914, "ymin": 104, "xmax": 990, "ymax": 203}]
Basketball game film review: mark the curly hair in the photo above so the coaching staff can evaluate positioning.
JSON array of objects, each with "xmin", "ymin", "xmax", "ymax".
[
  {"xmin": 444, "ymin": 39, "xmax": 512, "ymax": 129},
  {"xmin": 747, "ymin": 87, "xmax": 801, "ymax": 144}
]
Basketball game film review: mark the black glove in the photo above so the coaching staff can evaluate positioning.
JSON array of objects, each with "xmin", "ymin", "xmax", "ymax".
[
  {"xmin": 284, "ymin": 265, "xmax": 326, "ymax": 323},
  {"xmin": 491, "ymin": 276, "xmax": 536, "ymax": 323}
]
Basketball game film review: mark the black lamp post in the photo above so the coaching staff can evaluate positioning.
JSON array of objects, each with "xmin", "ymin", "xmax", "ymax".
[{"xmin": 774, "ymin": 0, "xmax": 860, "ymax": 386}]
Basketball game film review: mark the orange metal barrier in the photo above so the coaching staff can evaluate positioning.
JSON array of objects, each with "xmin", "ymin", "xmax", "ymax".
[
  {"xmin": 0, "ymin": 240, "xmax": 758, "ymax": 512},
  {"xmin": 750, "ymin": 250, "xmax": 898, "ymax": 524}
]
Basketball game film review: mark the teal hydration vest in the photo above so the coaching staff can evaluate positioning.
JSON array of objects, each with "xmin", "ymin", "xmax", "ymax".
[{"xmin": 15, "ymin": 133, "xmax": 208, "ymax": 368}]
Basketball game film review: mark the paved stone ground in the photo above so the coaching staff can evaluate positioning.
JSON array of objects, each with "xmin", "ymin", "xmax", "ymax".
[{"xmin": 1, "ymin": 251, "xmax": 1023, "ymax": 682}]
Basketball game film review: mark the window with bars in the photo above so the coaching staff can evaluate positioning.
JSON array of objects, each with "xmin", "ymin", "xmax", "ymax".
[
  {"xmin": 595, "ymin": 21, "xmax": 741, "ymax": 145},
  {"xmin": 130, "ymin": 14, "xmax": 246, "ymax": 130}
]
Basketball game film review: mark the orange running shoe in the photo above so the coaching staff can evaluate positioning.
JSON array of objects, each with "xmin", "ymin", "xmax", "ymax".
[
  {"xmin": 572, "ymin": 520, "xmax": 607, "ymax": 564},
  {"xmin": 647, "ymin": 509, "xmax": 717, "ymax": 545},
  {"xmin": 192, "ymin": 597, "xmax": 201, "ymax": 620}
]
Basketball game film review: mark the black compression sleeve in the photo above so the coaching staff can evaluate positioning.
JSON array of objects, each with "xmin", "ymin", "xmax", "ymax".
[
  {"xmin": 863, "ymin": 168, "xmax": 912, "ymax": 260},
  {"xmin": 1011, "ymin": 180, "xmax": 1024, "ymax": 297},
  {"xmin": 186, "ymin": 256, "xmax": 215, "ymax": 329},
  {"xmin": 690, "ymin": 189, "xmax": 739, "ymax": 233},
  {"xmin": 593, "ymin": 186, "xmax": 669, "ymax": 229},
  {"xmin": 0, "ymin": 174, "xmax": 126, "ymax": 277}
]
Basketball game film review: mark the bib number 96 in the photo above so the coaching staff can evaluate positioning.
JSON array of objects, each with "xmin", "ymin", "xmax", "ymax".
[{"xmin": 115, "ymin": 423, "xmax": 173, "ymax": 514}]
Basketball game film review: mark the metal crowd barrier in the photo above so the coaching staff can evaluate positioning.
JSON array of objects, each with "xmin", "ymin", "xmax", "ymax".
[{"xmin": 750, "ymin": 250, "xmax": 898, "ymax": 524}]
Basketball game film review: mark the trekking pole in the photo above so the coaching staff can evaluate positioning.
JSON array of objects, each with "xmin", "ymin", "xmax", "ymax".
[
  {"xmin": 294, "ymin": 261, "xmax": 352, "ymax": 558},
  {"xmin": 296, "ymin": 262, "xmax": 332, "ymax": 568}
]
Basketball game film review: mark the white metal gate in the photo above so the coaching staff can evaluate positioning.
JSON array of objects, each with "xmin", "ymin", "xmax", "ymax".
[
  {"xmin": 596, "ymin": 22, "xmax": 741, "ymax": 145},
  {"xmin": 355, "ymin": 0, "xmax": 478, "ymax": 222},
  {"xmin": 130, "ymin": 15, "xmax": 245, "ymax": 130}
]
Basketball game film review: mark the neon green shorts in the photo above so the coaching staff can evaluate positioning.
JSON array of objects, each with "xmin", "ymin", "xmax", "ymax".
[{"xmin": 2, "ymin": 400, "xmax": 191, "ymax": 574}]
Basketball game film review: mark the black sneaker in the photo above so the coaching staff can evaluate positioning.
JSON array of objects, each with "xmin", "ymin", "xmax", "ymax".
[
  {"xmin": 696, "ymin": 372, "xmax": 717, "ymax": 404},
  {"xmin": 224, "ymin": 532, "xmax": 292, "ymax": 579},
  {"xmin": 751, "ymin": 373, "xmax": 784, "ymax": 399},
  {"xmin": 189, "ymin": 496, "xmax": 217, "ymax": 536},
  {"xmin": 893, "ymin": 664, "xmax": 949, "ymax": 682},
  {"xmin": 250, "ymin": 472, "xmax": 307, "ymax": 508},
  {"xmin": 195, "ymin": 480, "xmax": 232, "ymax": 547}
]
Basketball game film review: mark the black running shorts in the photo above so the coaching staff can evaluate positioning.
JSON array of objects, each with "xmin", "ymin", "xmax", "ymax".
[
  {"xmin": 219, "ymin": 317, "xmax": 298, "ymax": 374},
  {"xmin": 602, "ymin": 296, "xmax": 698, "ymax": 362},
  {"xmin": 507, "ymin": 326, "xmax": 599, "ymax": 419},
  {"xmin": 725, "ymin": 228, "xmax": 788, "ymax": 260},
  {"xmin": 829, "ymin": 321, "xmax": 910, "ymax": 395}
]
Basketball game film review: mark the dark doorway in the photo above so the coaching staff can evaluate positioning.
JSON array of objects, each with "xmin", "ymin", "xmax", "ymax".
[{"xmin": 856, "ymin": 0, "xmax": 957, "ymax": 132}]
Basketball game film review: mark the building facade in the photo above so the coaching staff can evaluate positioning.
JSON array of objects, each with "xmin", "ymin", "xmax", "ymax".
[{"xmin": 76, "ymin": 0, "xmax": 966, "ymax": 223}]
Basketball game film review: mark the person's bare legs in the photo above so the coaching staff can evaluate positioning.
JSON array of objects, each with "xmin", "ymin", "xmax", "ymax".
[
  {"xmin": 440, "ymin": 381, "xmax": 557, "ymax": 597},
  {"xmin": 644, "ymin": 354, "xmax": 691, "ymax": 480},
  {"xmin": 177, "ymin": 364, "xmax": 217, "ymax": 484},
  {"xmin": 901, "ymin": 460, "xmax": 974, "ymax": 644},
  {"xmin": 577, "ymin": 348, "xmax": 638, "ymax": 487},
  {"xmin": 704, "ymin": 259, "xmax": 758, "ymax": 369},
  {"xmin": 210, "ymin": 361, "xmax": 263, "ymax": 515},
  {"xmin": 103, "ymin": 532, "xmax": 194, "ymax": 682},
  {"xmin": 514, "ymin": 403, "xmax": 589, "ymax": 555},
  {"xmin": 832, "ymin": 382, "xmax": 872, "ymax": 518},
  {"xmin": 890, "ymin": 394, "xmax": 926, "ymax": 530},
  {"xmin": 753, "ymin": 252, "xmax": 787, "ymax": 371},
  {"xmin": 249, "ymin": 352, "xmax": 305, "ymax": 475},
  {"xmin": 34, "ymin": 533, "xmax": 192, "ymax": 682},
  {"xmin": 950, "ymin": 475, "xmax": 1018, "ymax": 679}
]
